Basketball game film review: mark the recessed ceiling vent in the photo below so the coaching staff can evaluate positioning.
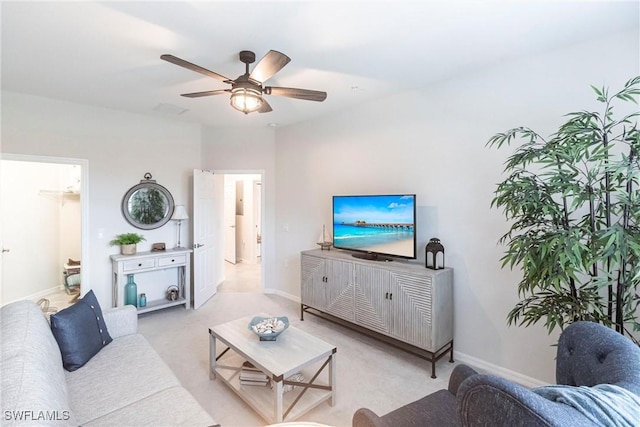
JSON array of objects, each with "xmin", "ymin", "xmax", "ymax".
[{"xmin": 153, "ymin": 103, "xmax": 189, "ymax": 115}]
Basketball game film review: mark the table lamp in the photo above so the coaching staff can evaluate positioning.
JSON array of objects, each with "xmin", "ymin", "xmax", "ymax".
[{"xmin": 171, "ymin": 205, "xmax": 189, "ymax": 248}]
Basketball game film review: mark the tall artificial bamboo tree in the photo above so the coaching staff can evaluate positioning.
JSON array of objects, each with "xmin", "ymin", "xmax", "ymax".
[{"xmin": 488, "ymin": 77, "xmax": 640, "ymax": 342}]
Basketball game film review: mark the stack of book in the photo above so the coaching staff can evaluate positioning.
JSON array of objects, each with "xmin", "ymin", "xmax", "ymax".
[{"xmin": 240, "ymin": 361, "xmax": 269, "ymax": 387}]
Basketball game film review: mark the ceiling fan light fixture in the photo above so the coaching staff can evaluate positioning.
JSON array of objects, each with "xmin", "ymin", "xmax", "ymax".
[
  {"xmin": 230, "ymin": 87, "xmax": 263, "ymax": 114},
  {"xmin": 162, "ymin": 50, "xmax": 327, "ymax": 114}
]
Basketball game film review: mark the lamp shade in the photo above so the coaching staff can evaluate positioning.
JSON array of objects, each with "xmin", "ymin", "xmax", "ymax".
[
  {"xmin": 230, "ymin": 87, "xmax": 263, "ymax": 114},
  {"xmin": 171, "ymin": 205, "xmax": 189, "ymax": 221}
]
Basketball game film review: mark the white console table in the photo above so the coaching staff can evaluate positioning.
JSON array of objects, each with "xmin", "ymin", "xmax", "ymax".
[{"xmin": 110, "ymin": 248, "xmax": 192, "ymax": 314}]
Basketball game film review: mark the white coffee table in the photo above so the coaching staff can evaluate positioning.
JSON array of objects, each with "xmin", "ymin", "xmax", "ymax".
[{"xmin": 209, "ymin": 315, "xmax": 337, "ymax": 424}]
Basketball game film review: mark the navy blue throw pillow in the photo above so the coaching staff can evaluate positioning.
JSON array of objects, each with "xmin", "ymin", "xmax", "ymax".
[{"xmin": 50, "ymin": 289, "xmax": 113, "ymax": 371}]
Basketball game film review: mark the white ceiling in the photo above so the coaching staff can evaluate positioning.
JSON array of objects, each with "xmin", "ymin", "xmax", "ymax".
[{"xmin": 2, "ymin": 1, "xmax": 638, "ymax": 128}]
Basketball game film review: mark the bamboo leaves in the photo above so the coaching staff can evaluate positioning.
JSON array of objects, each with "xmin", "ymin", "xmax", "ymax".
[{"xmin": 490, "ymin": 77, "xmax": 640, "ymax": 340}]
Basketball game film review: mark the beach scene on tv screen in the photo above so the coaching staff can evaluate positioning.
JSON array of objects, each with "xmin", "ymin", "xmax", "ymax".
[{"xmin": 333, "ymin": 195, "xmax": 415, "ymax": 258}]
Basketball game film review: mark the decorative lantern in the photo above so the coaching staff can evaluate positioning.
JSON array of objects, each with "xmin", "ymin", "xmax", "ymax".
[{"xmin": 425, "ymin": 238, "xmax": 445, "ymax": 269}]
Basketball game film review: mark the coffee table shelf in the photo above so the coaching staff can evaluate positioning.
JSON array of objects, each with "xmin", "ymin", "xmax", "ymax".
[
  {"xmin": 209, "ymin": 315, "xmax": 337, "ymax": 424},
  {"xmin": 214, "ymin": 351, "xmax": 333, "ymax": 422}
]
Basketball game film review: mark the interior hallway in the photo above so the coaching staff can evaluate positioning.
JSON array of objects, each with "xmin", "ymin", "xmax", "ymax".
[{"xmin": 217, "ymin": 261, "xmax": 261, "ymax": 293}]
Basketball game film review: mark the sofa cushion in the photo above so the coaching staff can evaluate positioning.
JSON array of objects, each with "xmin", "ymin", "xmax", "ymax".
[
  {"xmin": 1, "ymin": 300, "xmax": 76, "ymax": 426},
  {"xmin": 50, "ymin": 290, "xmax": 113, "ymax": 371},
  {"xmin": 83, "ymin": 386, "xmax": 217, "ymax": 426},
  {"xmin": 65, "ymin": 333, "xmax": 181, "ymax": 425}
]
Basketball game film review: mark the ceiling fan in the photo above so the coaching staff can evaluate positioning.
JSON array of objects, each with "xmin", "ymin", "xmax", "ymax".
[{"xmin": 161, "ymin": 50, "xmax": 327, "ymax": 114}]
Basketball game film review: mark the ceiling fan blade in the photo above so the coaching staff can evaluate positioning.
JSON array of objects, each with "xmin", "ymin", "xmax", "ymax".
[
  {"xmin": 161, "ymin": 54, "xmax": 231, "ymax": 82},
  {"xmin": 180, "ymin": 89, "xmax": 230, "ymax": 98},
  {"xmin": 264, "ymin": 86, "xmax": 327, "ymax": 102},
  {"xmin": 258, "ymin": 99, "xmax": 273, "ymax": 113},
  {"xmin": 249, "ymin": 50, "xmax": 291, "ymax": 83}
]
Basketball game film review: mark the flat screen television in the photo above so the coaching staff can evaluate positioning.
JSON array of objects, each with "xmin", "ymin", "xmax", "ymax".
[{"xmin": 332, "ymin": 194, "xmax": 416, "ymax": 261}]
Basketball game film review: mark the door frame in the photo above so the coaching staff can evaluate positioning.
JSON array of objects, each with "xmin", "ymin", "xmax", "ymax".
[
  {"xmin": 1, "ymin": 153, "xmax": 90, "ymax": 299},
  {"xmin": 214, "ymin": 169, "xmax": 264, "ymax": 292}
]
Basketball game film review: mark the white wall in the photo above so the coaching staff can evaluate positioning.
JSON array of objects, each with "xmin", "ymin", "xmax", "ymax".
[
  {"xmin": 274, "ymin": 30, "xmax": 639, "ymax": 383},
  {"xmin": 1, "ymin": 93, "xmax": 202, "ymax": 306}
]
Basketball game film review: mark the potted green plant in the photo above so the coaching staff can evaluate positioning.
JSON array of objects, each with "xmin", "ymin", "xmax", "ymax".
[
  {"xmin": 110, "ymin": 233, "xmax": 146, "ymax": 255},
  {"xmin": 488, "ymin": 77, "xmax": 639, "ymax": 342}
]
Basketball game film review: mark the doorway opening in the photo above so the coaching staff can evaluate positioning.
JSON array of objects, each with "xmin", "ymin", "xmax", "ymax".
[
  {"xmin": 1, "ymin": 154, "xmax": 89, "ymax": 311},
  {"xmin": 219, "ymin": 173, "xmax": 262, "ymax": 293}
]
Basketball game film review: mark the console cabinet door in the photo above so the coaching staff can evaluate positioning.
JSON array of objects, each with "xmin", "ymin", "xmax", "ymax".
[
  {"xmin": 302, "ymin": 254, "xmax": 354, "ymax": 321},
  {"xmin": 353, "ymin": 265, "xmax": 434, "ymax": 348},
  {"xmin": 389, "ymin": 272, "xmax": 433, "ymax": 349},
  {"xmin": 325, "ymin": 260, "xmax": 355, "ymax": 321},
  {"xmin": 301, "ymin": 254, "xmax": 328, "ymax": 311},
  {"xmin": 354, "ymin": 264, "xmax": 392, "ymax": 335}
]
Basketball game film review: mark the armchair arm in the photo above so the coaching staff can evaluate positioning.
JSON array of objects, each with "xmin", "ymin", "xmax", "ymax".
[
  {"xmin": 353, "ymin": 366, "xmax": 477, "ymax": 427},
  {"xmin": 448, "ymin": 364, "xmax": 479, "ymax": 395},
  {"xmin": 102, "ymin": 305, "xmax": 138, "ymax": 338},
  {"xmin": 353, "ymin": 408, "xmax": 392, "ymax": 427},
  {"xmin": 457, "ymin": 374, "xmax": 598, "ymax": 427}
]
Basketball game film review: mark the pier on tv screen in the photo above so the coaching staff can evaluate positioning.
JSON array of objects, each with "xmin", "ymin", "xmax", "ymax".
[{"xmin": 332, "ymin": 194, "xmax": 416, "ymax": 259}]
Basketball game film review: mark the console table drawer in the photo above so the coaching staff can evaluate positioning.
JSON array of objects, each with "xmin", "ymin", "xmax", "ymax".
[
  {"xmin": 123, "ymin": 259, "xmax": 155, "ymax": 272},
  {"xmin": 158, "ymin": 255, "xmax": 186, "ymax": 267}
]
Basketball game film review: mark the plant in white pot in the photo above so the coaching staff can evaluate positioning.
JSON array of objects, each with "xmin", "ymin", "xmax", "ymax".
[{"xmin": 110, "ymin": 233, "xmax": 146, "ymax": 255}]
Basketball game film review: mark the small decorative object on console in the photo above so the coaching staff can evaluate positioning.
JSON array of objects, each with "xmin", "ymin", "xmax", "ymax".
[
  {"xmin": 151, "ymin": 242, "xmax": 166, "ymax": 252},
  {"xmin": 316, "ymin": 224, "xmax": 333, "ymax": 251},
  {"xmin": 248, "ymin": 316, "xmax": 289, "ymax": 341},
  {"xmin": 425, "ymin": 238, "xmax": 445, "ymax": 270},
  {"xmin": 166, "ymin": 285, "xmax": 179, "ymax": 301}
]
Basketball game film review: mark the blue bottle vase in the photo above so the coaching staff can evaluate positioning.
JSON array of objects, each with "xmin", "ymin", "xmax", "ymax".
[{"xmin": 124, "ymin": 274, "xmax": 138, "ymax": 307}]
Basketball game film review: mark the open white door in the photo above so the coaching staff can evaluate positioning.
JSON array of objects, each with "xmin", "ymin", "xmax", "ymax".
[
  {"xmin": 192, "ymin": 170, "xmax": 221, "ymax": 309},
  {"xmin": 223, "ymin": 176, "xmax": 237, "ymax": 264}
]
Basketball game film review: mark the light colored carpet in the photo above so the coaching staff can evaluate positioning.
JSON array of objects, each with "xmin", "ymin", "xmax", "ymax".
[
  {"xmin": 136, "ymin": 264, "xmax": 458, "ymax": 427},
  {"xmin": 217, "ymin": 261, "xmax": 262, "ymax": 293}
]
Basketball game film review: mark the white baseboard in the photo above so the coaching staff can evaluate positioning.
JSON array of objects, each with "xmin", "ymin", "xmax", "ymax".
[
  {"xmin": 2, "ymin": 285, "xmax": 63, "ymax": 306},
  {"xmin": 263, "ymin": 288, "xmax": 300, "ymax": 303},
  {"xmin": 453, "ymin": 351, "xmax": 547, "ymax": 388}
]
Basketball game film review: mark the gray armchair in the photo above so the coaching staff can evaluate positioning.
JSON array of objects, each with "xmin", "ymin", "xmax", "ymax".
[{"xmin": 353, "ymin": 321, "xmax": 640, "ymax": 427}]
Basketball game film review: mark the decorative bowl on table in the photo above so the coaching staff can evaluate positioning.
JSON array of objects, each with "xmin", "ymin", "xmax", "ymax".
[{"xmin": 248, "ymin": 316, "xmax": 289, "ymax": 341}]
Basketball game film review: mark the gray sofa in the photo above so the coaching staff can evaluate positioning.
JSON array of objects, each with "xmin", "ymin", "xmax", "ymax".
[
  {"xmin": 1, "ymin": 299, "xmax": 217, "ymax": 426},
  {"xmin": 353, "ymin": 321, "xmax": 640, "ymax": 426}
]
